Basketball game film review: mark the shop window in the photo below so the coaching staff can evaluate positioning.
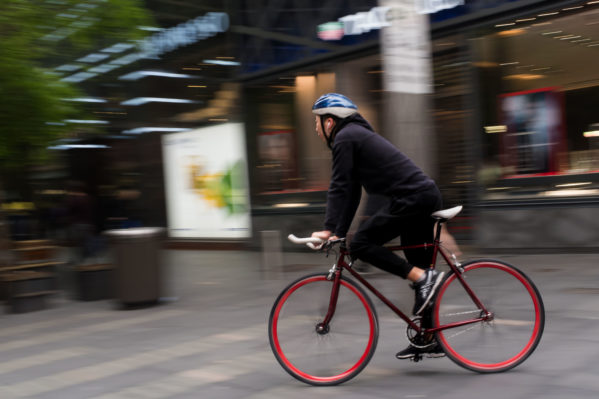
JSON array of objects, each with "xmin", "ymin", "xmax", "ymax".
[{"xmin": 473, "ymin": 3, "xmax": 599, "ymax": 200}]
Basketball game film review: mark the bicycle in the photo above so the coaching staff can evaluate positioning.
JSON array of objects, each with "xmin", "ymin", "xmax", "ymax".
[{"xmin": 268, "ymin": 206, "xmax": 545, "ymax": 386}]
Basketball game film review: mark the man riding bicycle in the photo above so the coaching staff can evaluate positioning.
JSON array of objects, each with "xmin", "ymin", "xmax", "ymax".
[{"xmin": 310, "ymin": 93, "xmax": 445, "ymax": 359}]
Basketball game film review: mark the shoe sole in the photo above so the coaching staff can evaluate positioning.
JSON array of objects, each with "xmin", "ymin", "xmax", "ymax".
[
  {"xmin": 413, "ymin": 271, "xmax": 445, "ymax": 316},
  {"xmin": 396, "ymin": 353, "xmax": 417, "ymax": 359},
  {"xmin": 396, "ymin": 352, "xmax": 445, "ymax": 360}
]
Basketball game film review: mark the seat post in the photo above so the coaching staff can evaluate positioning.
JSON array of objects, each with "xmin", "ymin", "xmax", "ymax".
[{"xmin": 433, "ymin": 219, "xmax": 444, "ymax": 243}]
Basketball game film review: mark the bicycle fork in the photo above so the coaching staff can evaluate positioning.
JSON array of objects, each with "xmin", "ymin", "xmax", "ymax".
[{"xmin": 317, "ymin": 263, "xmax": 342, "ymax": 334}]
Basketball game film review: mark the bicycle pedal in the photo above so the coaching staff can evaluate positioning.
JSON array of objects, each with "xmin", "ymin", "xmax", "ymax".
[{"xmin": 411, "ymin": 354, "xmax": 424, "ymax": 363}]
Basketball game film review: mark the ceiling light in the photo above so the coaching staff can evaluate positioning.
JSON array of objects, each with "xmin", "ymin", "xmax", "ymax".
[
  {"xmin": 137, "ymin": 26, "xmax": 164, "ymax": 31},
  {"xmin": 503, "ymin": 74, "xmax": 544, "ymax": 80},
  {"xmin": 538, "ymin": 12, "xmax": 559, "ymax": 17},
  {"xmin": 62, "ymin": 97, "xmax": 107, "ymax": 103},
  {"xmin": 543, "ymin": 189, "xmax": 599, "ymax": 197},
  {"xmin": 484, "ymin": 125, "xmax": 507, "ymax": 133},
  {"xmin": 119, "ymin": 71, "xmax": 194, "ymax": 80},
  {"xmin": 55, "ymin": 64, "xmax": 82, "ymax": 72},
  {"xmin": 48, "ymin": 144, "xmax": 110, "ymax": 150},
  {"xmin": 100, "ymin": 43, "xmax": 135, "ymax": 53},
  {"xmin": 76, "ymin": 53, "xmax": 110, "ymax": 63},
  {"xmin": 64, "ymin": 119, "xmax": 109, "ymax": 124},
  {"xmin": 89, "ymin": 64, "xmax": 120, "ymax": 74},
  {"xmin": 555, "ymin": 182, "xmax": 592, "ymax": 188},
  {"xmin": 273, "ymin": 203, "xmax": 310, "ymax": 208},
  {"xmin": 120, "ymin": 97, "xmax": 199, "ymax": 106},
  {"xmin": 122, "ymin": 127, "xmax": 192, "ymax": 134},
  {"xmin": 584, "ymin": 124, "xmax": 599, "ymax": 137},
  {"xmin": 498, "ymin": 28, "xmax": 526, "ymax": 36},
  {"xmin": 202, "ymin": 59, "xmax": 241, "ymax": 66},
  {"xmin": 60, "ymin": 72, "xmax": 97, "ymax": 82}
]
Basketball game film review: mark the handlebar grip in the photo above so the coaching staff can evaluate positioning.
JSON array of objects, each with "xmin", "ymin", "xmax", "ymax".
[
  {"xmin": 306, "ymin": 242, "xmax": 321, "ymax": 250},
  {"xmin": 287, "ymin": 234, "xmax": 324, "ymax": 245}
]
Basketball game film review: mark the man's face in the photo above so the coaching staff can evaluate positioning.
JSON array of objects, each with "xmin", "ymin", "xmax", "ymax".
[
  {"xmin": 315, "ymin": 115, "xmax": 326, "ymax": 144},
  {"xmin": 315, "ymin": 115, "xmax": 334, "ymax": 144}
]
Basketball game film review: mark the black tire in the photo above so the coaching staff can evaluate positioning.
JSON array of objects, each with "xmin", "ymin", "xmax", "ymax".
[
  {"xmin": 268, "ymin": 273, "xmax": 379, "ymax": 385},
  {"xmin": 433, "ymin": 259, "xmax": 545, "ymax": 373}
]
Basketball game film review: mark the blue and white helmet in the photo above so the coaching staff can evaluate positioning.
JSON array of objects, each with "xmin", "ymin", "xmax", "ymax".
[{"xmin": 312, "ymin": 93, "xmax": 358, "ymax": 118}]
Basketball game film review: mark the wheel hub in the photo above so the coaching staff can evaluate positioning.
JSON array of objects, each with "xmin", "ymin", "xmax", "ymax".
[{"xmin": 315, "ymin": 323, "xmax": 329, "ymax": 335}]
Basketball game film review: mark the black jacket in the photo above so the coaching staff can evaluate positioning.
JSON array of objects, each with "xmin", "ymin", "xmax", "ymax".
[{"xmin": 324, "ymin": 114, "xmax": 437, "ymax": 237}]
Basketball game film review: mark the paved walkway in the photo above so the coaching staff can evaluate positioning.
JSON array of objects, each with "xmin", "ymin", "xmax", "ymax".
[{"xmin": 1, "ymin": 249, "xmax": 599, "ymax": 398}]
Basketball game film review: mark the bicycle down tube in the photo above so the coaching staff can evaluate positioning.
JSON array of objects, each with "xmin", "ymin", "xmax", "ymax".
[{"xmin": 323, "ymin": 240, "xmax": 491, "ymax": 336}]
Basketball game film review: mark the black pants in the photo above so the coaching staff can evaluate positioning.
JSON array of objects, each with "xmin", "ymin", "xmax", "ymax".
[{"xmin": 349, "ymin": 187, "xmax": 442, "ymax": 279}]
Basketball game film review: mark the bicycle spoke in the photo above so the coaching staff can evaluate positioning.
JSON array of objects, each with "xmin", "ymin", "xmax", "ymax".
[
  {"xmin": 434, "ymin": 260, "xmax": 544, "ymax": 373},
  {"xmin": 269, "ymin": 274, "xmax": 378, "ymax": 385}
]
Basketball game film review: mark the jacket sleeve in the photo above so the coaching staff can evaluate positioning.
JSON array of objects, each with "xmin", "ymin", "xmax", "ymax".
[{"xmin": 323, "ymin": 140, "xmax": 362, "ymax": 237}]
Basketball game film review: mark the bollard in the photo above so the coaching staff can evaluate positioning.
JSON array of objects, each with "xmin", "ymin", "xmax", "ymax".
[{"xmin": 261, "ymin": 230, "xmax": 283, "ymax": 273}]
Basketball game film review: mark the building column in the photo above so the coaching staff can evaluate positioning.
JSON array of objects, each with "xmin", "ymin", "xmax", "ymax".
[{"xmin": 379, "ymin": 0, "xmax": 437, "ymax": 179}]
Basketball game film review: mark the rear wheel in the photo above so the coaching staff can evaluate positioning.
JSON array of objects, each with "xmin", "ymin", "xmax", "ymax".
[
  {"xmin": 269, "ymin": 273, "xmax": 378, "ymax": 385},
  {"xmin": 433, "ymin": 260, "xmax": 544, "ymax": 373}
]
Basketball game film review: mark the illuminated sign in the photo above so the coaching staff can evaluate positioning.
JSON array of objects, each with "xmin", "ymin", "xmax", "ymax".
[
  {"xmin": 317, "ymin": 2, "xmax": 464, "ymax": 40},
  {"xmin": 139, "ymin": 12, "xmax": 229, "ymax": 59},
  {"xmin": 416, "ymin": 0, "xmax": 464, "ymax": 14},
  {"xmin": 338, "ymin": 7, "xmax": 392, "ymax": 36},
  {"xmin": 61, "ymin": 12, "xmax": 229, "ymax": 83}
]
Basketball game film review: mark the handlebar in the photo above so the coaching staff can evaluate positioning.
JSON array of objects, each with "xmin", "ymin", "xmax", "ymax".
[{"xmin": 287, "ymin": 234, "xmax": 345, "ymax": 250}]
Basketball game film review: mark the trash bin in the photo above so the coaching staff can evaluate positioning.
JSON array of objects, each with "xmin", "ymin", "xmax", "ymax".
[{"xmin": 104, "ymin": 227, "xmax": 165, "ymax": 306}]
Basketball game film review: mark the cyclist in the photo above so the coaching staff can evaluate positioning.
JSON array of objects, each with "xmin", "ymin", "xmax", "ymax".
[{"xmin": 310, "ymin": 93, "xmax": 445, "ymax": 359}]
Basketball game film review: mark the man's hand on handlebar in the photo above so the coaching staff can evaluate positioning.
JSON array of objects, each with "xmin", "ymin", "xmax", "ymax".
[{"xmin": 311, "ymin": 230, "xmax": 339, "ymax": 242}]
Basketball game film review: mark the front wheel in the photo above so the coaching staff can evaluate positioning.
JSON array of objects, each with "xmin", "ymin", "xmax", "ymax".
[
  {"xmin": 433, "ymin": 259, "xmax": 544, "ymax": 373},
  {"xmin": 268, "ymin": 273, "xmax": 378, "ymax": 386}
]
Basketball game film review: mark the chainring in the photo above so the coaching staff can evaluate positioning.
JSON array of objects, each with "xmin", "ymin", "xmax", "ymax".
[{"xmin": 406, "ymin": 316, "xmax": 436, "ymax": 349}]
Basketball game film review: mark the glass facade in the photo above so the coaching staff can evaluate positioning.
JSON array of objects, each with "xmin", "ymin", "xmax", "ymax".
[
  {"xmin": 14, "ymin": 0, "xmax": 597, "ymax": 247},
  {"xmin": 472, "ymin": 2, "xmax": 599, "ymax": 201}
]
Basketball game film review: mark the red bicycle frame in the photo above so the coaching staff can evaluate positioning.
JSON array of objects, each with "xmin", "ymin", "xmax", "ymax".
[{"xmin": 321, "ymin": 222, "xmax": 492, "ymax": 335}]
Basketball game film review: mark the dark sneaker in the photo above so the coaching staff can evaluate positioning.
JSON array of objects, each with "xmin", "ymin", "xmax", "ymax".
[
  {"xmin": 396, "ymin": 343, "xmax": 445, "ymax": 360},
  {"xmin": 412, "ymin": 269, "xmax": 445, "ymax": 316}
]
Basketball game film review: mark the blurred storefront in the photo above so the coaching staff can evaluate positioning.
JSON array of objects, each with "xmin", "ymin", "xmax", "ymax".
[
  {"xmin": 37, "ymin": 0, "xmax": 599, "ymax": 251},
  {"xmin": 456, "ymin": 0, "xmax": 599, "ymax": 250},
  {"xmin": 239, "ymin": 0, "xmax": 599, "ymax": 251}
]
